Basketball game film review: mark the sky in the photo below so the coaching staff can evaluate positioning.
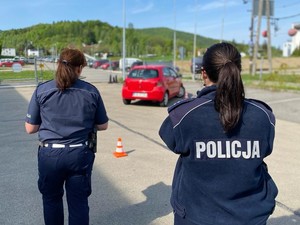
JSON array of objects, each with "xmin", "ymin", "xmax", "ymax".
[{"xmin": 2, "ymin": 0, "xmax": 300, "ymax": 49}]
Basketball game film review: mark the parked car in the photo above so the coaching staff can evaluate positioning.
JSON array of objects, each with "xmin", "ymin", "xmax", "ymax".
[
  {"xmin": 13, "ymin": 60, "xmax": 25, "ymax": 66},
  {"xmin": 100, "ymin": 61, "xmax": 119, "ymax": 70},
  {"xmin": 122, "ymin": 65, "xmax": 185, "ymax": 107},
  {"xmin": 119, "ymin": 58, "xmax": 142, "ymax": 71},
  {"xmin": 87, "ymin": 59, "xmax": 95, "ymax": 68},
  {"xmin": 100, "ymin": 62, "xmax": 110, "ymax": 70},
  {"xmin": 0, "ymin": 59, "xmax": 24, "ymax": 67},
  {"xmin": 26, "ymin": 57, "xmax": 36, "ymax": 64},
  {"xmin": 190, "ymin": 56, "xmax": 203, "ymax": 73},
  {"xmin": 129, "ymin": 60, "xmax": 143, "ymax": 70},
  {"xmin": 0, "ymin": 60, "xmax": 13, "ymax": 67},
  {"xmin": 92, "ymin": 59, "xmax": 109, "ymax": 69}
]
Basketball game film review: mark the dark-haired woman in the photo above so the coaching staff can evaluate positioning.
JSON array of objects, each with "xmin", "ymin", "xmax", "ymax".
[
  {"xmin": 159, "ymin": 42, "xmax": 278, "ymax": 225},
  {"xmin": 25, "ymin": 48, "xmax": 108, "ymax": 225}
]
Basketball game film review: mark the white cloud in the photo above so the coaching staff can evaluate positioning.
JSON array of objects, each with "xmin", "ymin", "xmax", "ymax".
[
  {"xmin": 201, "ymin": 0, "xmax": 239, "ymax": 11},
  {"xmin": 186, "ymin": 0, "xmax": 239, "ymax": 13},
  {"xmin": 131, "ymin": 2, "xmax": 154, "ymax": 14}
]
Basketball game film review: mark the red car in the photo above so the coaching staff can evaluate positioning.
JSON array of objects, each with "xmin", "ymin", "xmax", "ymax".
[
  {"xmin": 122, "ymin": 65, "xmax": 185, "ymax": 107},
  {"xmin": 0, "ymin": 60, "xmax": 25, "ymax": 67},
  {"xmin": 100, "ymin": 61, "xmax": 119, "ymax": 70},
  {"xmin": 92, "ymin": 59, "xmax": 109, "ymax": 69}
]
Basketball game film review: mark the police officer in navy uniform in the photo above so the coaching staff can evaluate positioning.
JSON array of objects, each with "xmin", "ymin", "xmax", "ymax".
[
  {"xmin": 25, "ymin": 48, "xmax": 108, "ymax": 225},
  {"xmin": 159, "ymin": 43, "xmax": 278, "ymax": 225}
]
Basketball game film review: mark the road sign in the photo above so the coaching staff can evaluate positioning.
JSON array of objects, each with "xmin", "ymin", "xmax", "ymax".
[{"xmin": 12, "ymin": 63, "xmax": 22, "ymax": 73}]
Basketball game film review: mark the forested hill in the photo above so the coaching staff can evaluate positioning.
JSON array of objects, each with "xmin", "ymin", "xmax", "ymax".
[{"xmin": 0, "ymin": 20, "xmax": 248, "ymax": 57}]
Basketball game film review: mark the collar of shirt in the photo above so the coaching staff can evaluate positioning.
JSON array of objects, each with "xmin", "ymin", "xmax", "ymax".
[{"xmin": 196, "ymin": 85, "xmax": 216, "ymax": 99}]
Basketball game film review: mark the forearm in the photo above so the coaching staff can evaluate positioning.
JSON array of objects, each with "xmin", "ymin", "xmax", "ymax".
[
  {"xmin": 96, "ymin": 122, "xmax": 108, "ymax": 131},
  {"xmin": 25, "ymin": 122, "xmax": 40, "ymax": 134}
]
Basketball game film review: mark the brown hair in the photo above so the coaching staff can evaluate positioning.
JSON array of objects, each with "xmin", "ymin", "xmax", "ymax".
[
  {"xmin": 56, "ymin": 48, "xmax": 87, "ymax": 91},
  {"xmin": 202, "ymin": 42, "xmax": 245, "ymax": 133}
]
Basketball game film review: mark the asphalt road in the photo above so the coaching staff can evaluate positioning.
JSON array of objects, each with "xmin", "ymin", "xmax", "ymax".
[{"xmin": 0, "ymin": 67, "xmax": 299, "ymax": 225}]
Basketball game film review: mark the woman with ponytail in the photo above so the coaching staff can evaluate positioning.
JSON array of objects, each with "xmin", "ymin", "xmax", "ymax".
[
  {"xmin": 159, "ymin": 43, "xmax": 278, "ymax": 225},
  {"xmin": 25, "ymin": 48, "xmax": 108, "ymax": 225}
]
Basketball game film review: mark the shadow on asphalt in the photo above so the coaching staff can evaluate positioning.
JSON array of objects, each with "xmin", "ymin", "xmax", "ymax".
[
  {"xmin": 268, "ymin": 208, "xmax": 300, "ymax": 225},
  {"xmin": 90, "ymin": 180, "xmax": 171, "ymax": 225},
  {"xmin": 0, "ymin": 87, "xmax": 172, "ymax": 225},
  {"xmin": 1, "ymin": 87, "xmax": 299, "ymax": 225}
]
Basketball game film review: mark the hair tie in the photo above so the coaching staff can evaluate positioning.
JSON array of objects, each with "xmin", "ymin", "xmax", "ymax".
[
  {"xmin": 223, "ymin": 60, "xmax": 232, "ymax": 66},
  {"xmin": 62, "ymin": 59, "xmax": 68, "ymax": 65}
]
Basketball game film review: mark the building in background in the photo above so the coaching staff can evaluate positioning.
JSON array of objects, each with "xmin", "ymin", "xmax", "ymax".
[
  {"xmin": 1, "ymin": 48, "xmax": 16, "ymax": 57},
  {"xmin": 27, "ymin": 49, "xmax": 40, "ymax": 57},
  {"xmin": 283, "ymin": 23, "xmax": 300, "ymax": 57}
]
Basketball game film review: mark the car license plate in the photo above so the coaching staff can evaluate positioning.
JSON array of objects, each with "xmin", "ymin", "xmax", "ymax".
[{"xmin": 133, "ymin": 92, "xmax": 147, "ymax": 97}]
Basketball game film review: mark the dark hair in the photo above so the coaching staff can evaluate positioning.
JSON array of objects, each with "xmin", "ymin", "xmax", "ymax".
[
  {"xmin": 56, "ymin": 48, "xmax": 87, "ymax": 91},
  {"xmin": 202, "ymin": 42, "xmax": 245, "ymax": 133}
]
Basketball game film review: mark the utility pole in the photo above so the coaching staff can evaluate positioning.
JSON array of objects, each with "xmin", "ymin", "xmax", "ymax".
[
  {"xmin": 252, "ymin": 0, "xmax": 263, "ymax": 75},
  {"xmin": 249, "ymin": 0, "xmax": 254, "ymax": 74},
  {"xmin": 266, "ymin": 0, "xmax": 272, "ymax": 73},
  {"xmin": 173, "ymin": 0, "xmax": 177, "ymax": 68},
  {"xmin": 192, "ymin": 0, "xmax": 198, "ymax": 81},
  {"xmin": 220, "ymin": 0, "xmax": 227, "ymax": 43},
  {"xmin": 122, "ymin": 0, "xmax": 126, "ymax": 80}
]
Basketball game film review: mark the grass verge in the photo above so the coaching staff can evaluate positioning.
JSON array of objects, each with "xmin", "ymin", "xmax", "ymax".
[
  {"xmin": 0, "ymin": 70, "xmax": 55, "ymax": 81},
  {"xmin": 183, "ymin": 72, "xmax": 300, "ymax": 92},
  {"xmin": 1, "ymin": 70, "xmax": 300, "ymax": 92}
]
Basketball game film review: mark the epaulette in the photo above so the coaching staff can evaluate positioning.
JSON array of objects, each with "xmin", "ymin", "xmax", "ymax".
[
  {"xmin": 247, "ymin": 98, "xmax": 273, "ymax": 112},
  {"xmin": 168, "ymin": 98, "xmax": 195, "ymax": 113},
  {"xmin": 37, "ymin": 79, "xmax": 53, "ymax": 87}
]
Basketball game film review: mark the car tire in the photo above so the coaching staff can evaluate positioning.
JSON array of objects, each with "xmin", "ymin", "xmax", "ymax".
[
  {"xmin": 177, "ymin": 86, "xmax": 185, "ymax": 98},
  {"xmin": 123, "ymin": 99, "xmax": 131, "ymax": 105},
  {"xmin": 159, "ymin": 92, "xmax": 169, "ymax": 107}
]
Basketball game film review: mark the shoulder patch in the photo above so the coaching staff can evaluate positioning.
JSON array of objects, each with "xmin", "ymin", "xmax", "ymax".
[{"xmin": 168, "ymin": 98, "xmax": 195, "ymax": 113}]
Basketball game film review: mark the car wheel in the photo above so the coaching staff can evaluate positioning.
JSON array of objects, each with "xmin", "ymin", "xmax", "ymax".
[
  {"xmin": 177, "ymin": 86, "xmax": 185, "ymax": 98},
  {"xmin": 123, "ymin": 99, "xmax": 131, "ymax": 105},
  {"xmin": 159, "ymin": 92, "xmax": 169, "ymax": 107}
]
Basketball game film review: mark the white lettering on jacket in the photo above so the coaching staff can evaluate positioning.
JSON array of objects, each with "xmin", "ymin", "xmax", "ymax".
[{"xmin": 195, "ymin": 140, "xmax": 260, "ymax": 159}]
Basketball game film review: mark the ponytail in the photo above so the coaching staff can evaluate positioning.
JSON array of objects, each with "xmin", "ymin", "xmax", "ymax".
[
  {"xmin": 56, "ymin": 61, "xmax": 78, "ymax": 91},
  {"xmin": 56, "ymin": 48, "xmax": 87, "ymax": 91},
  {"xmin": 215, "ymin": 62, "xmax": 244, "ymax": 132},
  {"xmin": 202, "ymin": 42, "xmax": 245, "ymax": 133}
]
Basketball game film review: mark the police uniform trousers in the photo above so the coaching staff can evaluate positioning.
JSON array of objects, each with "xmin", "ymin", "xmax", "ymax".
[
  {"xmin": 174, "ymin": 213, "xmax": 198, "ymax": 225},
  {"xmin": 38, "ymin": 145, "xmax": 95, "ymax": 225},
  {"xmin": 174, "ymin": 213, "xmax": 267, "ymax": 225}
]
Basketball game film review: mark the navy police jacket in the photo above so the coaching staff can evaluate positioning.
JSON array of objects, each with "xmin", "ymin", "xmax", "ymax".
[
  {"xmin": 159, "ymin": 85, "xmax": 278, "ymax": 225},
  {"xmin": 25, "ymin": 79, "xmax": 108, "ymax": 144}
]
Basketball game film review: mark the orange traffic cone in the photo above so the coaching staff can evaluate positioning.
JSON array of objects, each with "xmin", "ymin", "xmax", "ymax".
[{"xmin": 113, "ymin": 137, "xmax": 127, "ymax": 158}]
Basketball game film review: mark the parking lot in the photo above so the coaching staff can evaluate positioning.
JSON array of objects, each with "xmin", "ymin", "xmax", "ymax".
[{"xmin": 0, "ymin": 67, "xmax": 299, "ymax": 225}]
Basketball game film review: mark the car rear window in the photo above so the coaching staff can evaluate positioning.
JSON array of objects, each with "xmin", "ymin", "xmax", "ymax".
[
  {"xmin": 192, "ymin": 57, "xmax": 203, "ymax": 64},
  {"xmin": 128, "ymin": 69, "xmax": 158, "ymax": 79}
]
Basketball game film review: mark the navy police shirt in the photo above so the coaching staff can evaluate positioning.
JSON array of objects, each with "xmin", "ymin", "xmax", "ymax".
[
  {"xmin": 25, "ymin": 79, "xmax": 108, "ymax": 144},
  {"xmin": 159, "ymin": 85, "xmax": 278, "ymax": 225}
]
